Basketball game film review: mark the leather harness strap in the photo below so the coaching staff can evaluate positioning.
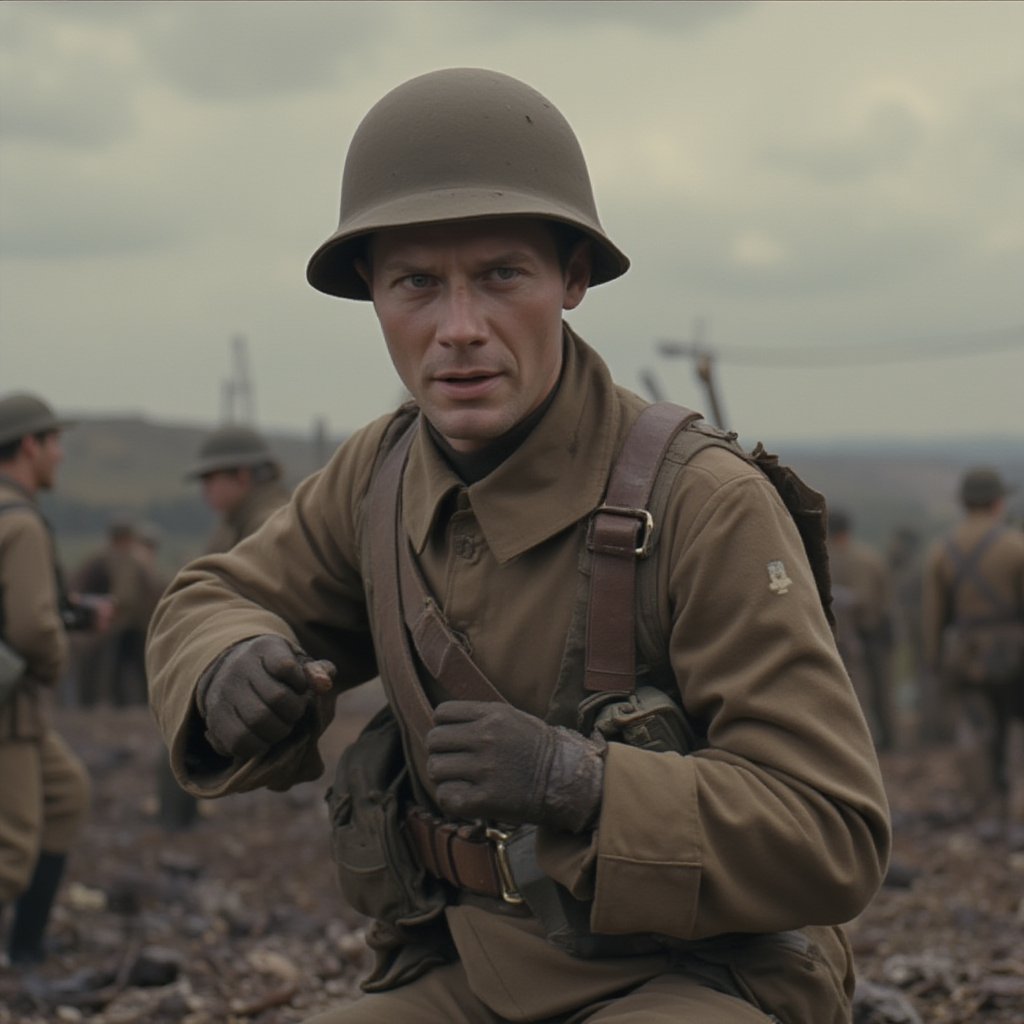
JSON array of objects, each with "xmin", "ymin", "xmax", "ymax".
[
  {"xmin": 398, "ymin": 530, "xmax": 507, "ymax": 706},
  {"xmin": 583, "ymin": 403, "xmax": 701, "ymax": 693}
]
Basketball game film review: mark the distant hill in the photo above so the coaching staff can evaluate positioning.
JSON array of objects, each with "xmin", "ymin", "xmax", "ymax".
[
  {"xmin": 38, "ymin": 414, "xmax": 1022, "ymax": 572},
  {"xmin": 40, "ymin": 415, "xmax": 347, "ymax": 571}
]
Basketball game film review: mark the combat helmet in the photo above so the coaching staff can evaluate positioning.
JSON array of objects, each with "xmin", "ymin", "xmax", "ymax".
[
  {"xmin": 959, "ymin": 466, "xmax": 1013, "ymax": 508},
  {"xmin": 185, "ymin": 425, "xmax": 280, "ymax": 480},
  {"xmin": 0, "ymin": 392, "xmax": 75, "ymax": 447},
  {"xmin": 307, "ymin": 68, "xmax": 629, "ymax": 300}
]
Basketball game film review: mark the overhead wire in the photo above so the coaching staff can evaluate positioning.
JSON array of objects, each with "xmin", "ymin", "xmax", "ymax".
[{"xmin": 657, "ymin": 324, "xmax": 1024, "ymax": 368}]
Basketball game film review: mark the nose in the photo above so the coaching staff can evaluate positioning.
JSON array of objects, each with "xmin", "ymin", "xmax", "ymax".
[{"xmin": 436, "ymin": 284, "xmax": 486, "ymax": 349}]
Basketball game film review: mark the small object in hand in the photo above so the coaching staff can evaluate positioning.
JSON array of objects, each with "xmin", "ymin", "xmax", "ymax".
[{"xmin": 303, "ymin": 659, "xmax": 336, "ymax": 695}]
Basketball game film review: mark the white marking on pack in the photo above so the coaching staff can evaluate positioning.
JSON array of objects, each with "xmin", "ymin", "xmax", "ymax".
[{"xmin": 767, "ymin": 560, "xmax": 793, "ymax": 595}]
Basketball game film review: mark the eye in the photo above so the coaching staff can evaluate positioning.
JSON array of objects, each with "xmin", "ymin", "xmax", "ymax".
[
  {"xmin": 489, "ymin": 266, "xmax": 521, "ymax": 282},
  {"xmin": 403, "ymin": 273, "xmax": 434, "ymax": 289}
]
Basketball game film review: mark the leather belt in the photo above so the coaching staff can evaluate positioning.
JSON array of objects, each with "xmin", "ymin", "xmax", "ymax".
[{"xmin": 405, "ymin": 807, "xmax": 524, "ymax": 905}]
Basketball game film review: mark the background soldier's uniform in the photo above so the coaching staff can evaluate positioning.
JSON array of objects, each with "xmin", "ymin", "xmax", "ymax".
[
  {"xmin": 0, "ymin": 475, "xmax": 90, "ymax": 961},
  {"xmin": 829, "ymin": 533, "xmax": 897, "ymax": 750},
  {"xmin": 149, "ymin": 332, "xmax": 890, "ymax": 1023},
  {"xmin": 203, "ymin": 478, "xmax": 291, "ymax": 555},
  {"xmin": 922, "ymin": 507, "xmax": 1024, "ymax": 820}
]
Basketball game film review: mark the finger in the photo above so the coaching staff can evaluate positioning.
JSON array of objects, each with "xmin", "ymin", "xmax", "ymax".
[
  {"xmin": 259, "ymin": 645, "xmax": 309, "ymax": 694},
  {"xmin": 218, "ymin": 705, "xmax": 271, "ymax": 761},
  {"xmin": 425, "ymin": 721, "xmax": 489, "ymax": 755},
  {"xmin": 250, "ymin": 674, "xmax": 309, "ymax": 724},
  {"xmin": 434, "ymin": 781, "xmax": 488, "ymax": 820},
  {"xmin": 425, "ymin": 751, "xmax": 486, "ymax": 784},
  {"xmin": 431, "ymin": 700, "xmax": 500, "ymax": 726},
  {"xmin": 303, "ymin": 659, "xmax": 336, "ymax": 695}
]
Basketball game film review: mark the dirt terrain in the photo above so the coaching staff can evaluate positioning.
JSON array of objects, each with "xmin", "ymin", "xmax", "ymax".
[{"xmin": 2, "ymin": 697, "xmax": 1022, "ymax": 1024}]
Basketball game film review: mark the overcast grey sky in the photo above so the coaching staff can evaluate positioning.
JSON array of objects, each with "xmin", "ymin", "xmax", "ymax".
[{"xmin": 2, "ymin": 0, "xmax": 1022, "ymax": 443}]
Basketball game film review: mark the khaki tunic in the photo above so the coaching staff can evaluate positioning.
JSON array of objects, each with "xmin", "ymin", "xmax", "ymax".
[
  {"xmin": 148, "ymin": 330, "xmax": 890, "ymax": 1020},
  {"xmin": 828, "ymin": 539, "xmax": 891, "ymax": 635},
  {"xmin": 0, "ymin": 475, "xmax": 90, "ymax": 898},
  {"xmin": 922, "ymin": 512, "xmax": 1024, "ymax": 672},
  {"xmin": 0, "ymin": 476, "xmax": 67, "ymax": 740},
  {"xmin": 204, "ymin": 479, "xmax": 291, "ymax": 555}
]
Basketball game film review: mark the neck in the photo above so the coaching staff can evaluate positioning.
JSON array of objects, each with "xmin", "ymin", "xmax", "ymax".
[
  {"xmin": 429, "ymin": 381, "xmax": 559, "ymax": 485},
  {"xmin": 0, "ymin": 461, "xmax": 37, "ymax": 496}
]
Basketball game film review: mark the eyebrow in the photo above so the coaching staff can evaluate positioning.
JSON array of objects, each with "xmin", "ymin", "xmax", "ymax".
[{"xmin": 377, "ymin": 249, "xmax": 539, "ymax": 275}]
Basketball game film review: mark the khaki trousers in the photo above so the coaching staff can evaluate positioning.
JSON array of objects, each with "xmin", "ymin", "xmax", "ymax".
[
  {"xmin": 306, "ymin": 961, "xmax": 770, "ymax": 1023},
  {"xmin": 0, "ymin": 729, "xmax": 90, "ymax": 901}
]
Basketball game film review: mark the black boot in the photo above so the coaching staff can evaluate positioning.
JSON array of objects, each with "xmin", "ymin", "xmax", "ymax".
[{"xmin": 7, "ymin": 852, "xmax": 67, "ymax": 966}]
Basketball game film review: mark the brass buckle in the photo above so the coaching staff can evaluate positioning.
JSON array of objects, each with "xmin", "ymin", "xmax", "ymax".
[
  {"xmin": 589, "ymin": 505, "xmax": 655, "ymax": 559},
  {"xmin": 485, "ymin": 826, "xmax": 525, "ymax": 905}
]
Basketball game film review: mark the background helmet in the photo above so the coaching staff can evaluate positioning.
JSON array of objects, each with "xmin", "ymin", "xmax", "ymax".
[
  {"xmin": 0, "ymin": 392, "xmax": 75, "ymax": 447},
  {"xmin": 959, "ymin": 467, "xmax": 1013, "ymax": 508},
  {"xmin": 307, "ymin": 67, "xmax": 629, "ymax": 300},
  {"xmin": 185, "ymin": 425, "xmax": 280, "ymax": 480}
]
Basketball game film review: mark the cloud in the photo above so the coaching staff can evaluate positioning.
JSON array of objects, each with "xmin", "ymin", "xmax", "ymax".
[
  {"xmin": 0, "ymin": 3, "xmax": 140, "ymax": 147},
  {"xmin": 128, "ymin": 1, "xmax": 388, "ymax": 101}
]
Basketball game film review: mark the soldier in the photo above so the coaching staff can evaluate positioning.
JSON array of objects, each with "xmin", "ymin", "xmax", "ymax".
[
  {"xmin": 148, "ymin": 70, "xmax": 890, "ymax": 1022},
  {"xmin": 156, "ymin": 426, "xmax": 290, "ymax": 831},
  {"xmin": 72, "ymin": 520, "xmax": 150, "ymax": 706},
  {"xmin": 922, "ymin": 468, "xmax": 1024, "ymax": 834},
  {"xmin": 187, "ymin": 424, "xmax": 290, "ymax": 554},
  {"xmin": 0, "ymin": 393, "xmax": 105, "ymax": 966},
  {"xmin": 827, "ymin": 510, "xmax": 898, "ymax": 751}
]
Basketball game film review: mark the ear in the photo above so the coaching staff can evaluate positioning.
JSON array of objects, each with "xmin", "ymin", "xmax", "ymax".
[{"xmin": 562, "ymin": 239, "xmax": 592, "ymax": 311}]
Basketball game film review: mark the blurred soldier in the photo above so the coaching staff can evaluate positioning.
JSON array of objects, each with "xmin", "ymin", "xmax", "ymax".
[
  {"xmin": 0, "ymin": 393, "xmax": 106, "ymax": 966},
  {"xmin": 923, "ymin": 468, "xmax": 1024, "ymax": 833},
  {"xmin": 887, "ymin": 526, "xmax": 938, "ymax": 744},
  {"xmin": 187, "ymin": 425, "xmax": 289, "ymax": 554},
  {"xmin": 148, "ymin": 69, "xmax": 889, "ymax": 1022},
  {"xmin": 72, "ymin": 520, "xmax": 150, "ymax": 706},
  {"xmin": 828, "ymin": 510, "xmax": 898, "ymax": 751},
  {"xmin": 155, "ymin": 427, "xmax": 289, "ymax": 830}
]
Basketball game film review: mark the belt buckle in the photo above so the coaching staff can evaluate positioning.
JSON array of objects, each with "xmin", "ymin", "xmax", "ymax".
[{"xmin": 485, "ymin": 826, "xmax": 525, "ymax": 905}]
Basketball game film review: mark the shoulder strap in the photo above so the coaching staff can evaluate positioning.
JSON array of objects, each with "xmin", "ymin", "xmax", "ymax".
[
  {"xmin": 0, "ymin": 500, "xmax": 75, "ymax": 626},
  {"xmin": 945, "ymin": 524, "xmax": 1011, "ymax": 619},
  {"xmin": 583, "ymin": 403, "xmax": 702, "ymax": 693}
]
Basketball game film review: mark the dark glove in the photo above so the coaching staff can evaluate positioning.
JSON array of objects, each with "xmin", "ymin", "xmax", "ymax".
[
  {"xmin": 196, "ymin": 635, "xmax": 335, "ymax": 761},
  {"xmin": 425, "ymin": 700, "xmax": 605, "ymax": 833}
]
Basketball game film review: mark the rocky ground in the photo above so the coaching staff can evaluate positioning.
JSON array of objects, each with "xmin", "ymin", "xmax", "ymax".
[{"xmin": 2, "ymin": 697, "xmax": 1022, "ymax": 1024}]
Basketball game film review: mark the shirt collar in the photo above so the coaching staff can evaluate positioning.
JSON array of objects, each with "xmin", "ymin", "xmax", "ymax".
[
  {"xmin": 402, "ymin": 325, "xmax": 622, "ymax": 564},
  {"xmin": 0, "ymin": 473, "xmax": 37, "ymax": 506}
]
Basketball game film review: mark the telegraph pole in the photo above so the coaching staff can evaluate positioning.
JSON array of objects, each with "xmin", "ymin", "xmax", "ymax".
[
  {"xmin": 221, "ymin": 334, "xmax": 256, "ymax": 425},
  {"xmin": 657, "ymin": 317, "xmax": 728, "ymax": 430}
]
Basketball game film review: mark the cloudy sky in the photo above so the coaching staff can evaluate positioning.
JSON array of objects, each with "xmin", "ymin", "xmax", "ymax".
[{"xmin": 2, "ymin": 0, "xmax": 1022, "ymax": 444}]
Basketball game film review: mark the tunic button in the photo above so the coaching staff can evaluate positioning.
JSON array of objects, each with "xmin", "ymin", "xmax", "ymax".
[{"xmin": 455, "ymin": 534, "xmax": 475, "ymax": 560}]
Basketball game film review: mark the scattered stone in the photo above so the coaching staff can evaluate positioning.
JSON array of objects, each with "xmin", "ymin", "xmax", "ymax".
[
  {"xmin": 853, "ymin": 979, "xmax": 923, "ymax": 1024},
  {"xmin": 127, "ymin": 946, "xmax": 183, "ymax": 988}
]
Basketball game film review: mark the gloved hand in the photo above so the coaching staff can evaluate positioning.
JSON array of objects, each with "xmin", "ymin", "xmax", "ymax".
[
  {"xmin": 425, "ymin": 700, "xmax": 606, "ymax": 833},
  {"xmin": 196, "ymin": 635, "xmax": 336, "ymax": 761}
]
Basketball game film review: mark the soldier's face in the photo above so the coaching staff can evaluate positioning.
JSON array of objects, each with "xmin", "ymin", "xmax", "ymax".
[
  {"xmin": 28, "ymin": 431, "xmax": 63, "ymax": 491},
  {"xmin": 200, "ymin": 468, "xmax": 252, "ymax": 515},
  {"xmin": 359, "ymin": 219, "xmax": 590, "ymax": 452}
]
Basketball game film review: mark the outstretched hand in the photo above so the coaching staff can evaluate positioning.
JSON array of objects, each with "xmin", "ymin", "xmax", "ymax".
[{"xmin": 197, "ymin": 635, "xmax": 336, "ymax": 761}]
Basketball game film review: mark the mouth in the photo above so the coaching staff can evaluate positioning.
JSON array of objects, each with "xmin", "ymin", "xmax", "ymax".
[{"xmin": 433, "ymin": 370, "xmax": 502, "ymax": 399}]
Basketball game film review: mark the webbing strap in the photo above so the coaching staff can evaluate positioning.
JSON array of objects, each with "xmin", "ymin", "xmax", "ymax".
[
  {"xmin": 398, "ymin": 535, "xmax": 506, "ymax": 706},
  {"xmin": 946, "ymin": 523, "xmax": 1012, "ymax": 621},
  {"xmin": 366, "ymin": 420, "xmax": 435, "ymax": 754},
  {"xmin": 583, "ymin": 403, "xmax": 702, "ymax": 693}
]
